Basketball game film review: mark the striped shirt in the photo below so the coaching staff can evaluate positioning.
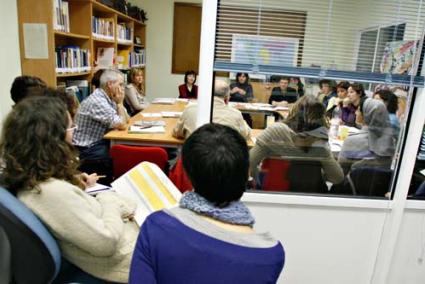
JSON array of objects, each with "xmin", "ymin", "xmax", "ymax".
[{"xmin": 73, "ymin": 88, "xmax": 123, "ymax": 147}]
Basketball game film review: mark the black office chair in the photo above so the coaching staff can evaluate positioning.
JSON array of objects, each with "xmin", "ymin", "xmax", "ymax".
[
  {"xmin": 287, "ymin": 159, "xmax": 328, "ymax": 193},
  {"xmin": 0, "ymin": 186, "xmax": 112, "ymax": 284},
  {"xmin": 0, "ymin": 186, "xmax": 61, "ymax": 284},
  {"xmin": 347, "ymin": 167, "xmax": 392, "ymax": 197}
]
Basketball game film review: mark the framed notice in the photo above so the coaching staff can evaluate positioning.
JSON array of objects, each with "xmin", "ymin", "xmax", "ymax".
[{"xmin": 230, "ymin": 34, "xmax": 299, "ymax": 79}]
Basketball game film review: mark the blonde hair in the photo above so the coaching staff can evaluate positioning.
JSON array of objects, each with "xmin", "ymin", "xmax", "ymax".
[{"xmin": 129, "ymin": 67, "xmax": 144, "ymax": 94}]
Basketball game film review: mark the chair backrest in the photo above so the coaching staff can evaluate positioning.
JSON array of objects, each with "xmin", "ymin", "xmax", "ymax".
[
  {"xmin": 348, "ymin": 167, "xmax": 392, "ymax": 197},
  {"xmin": 110, "ymin": 144, "xmax": 168, "ymax": 179},
  {"xmin": 0, "ymin": 186, "xmax": 61, "ymax": 284},
  {"xmin": 168, "ymin": 157, "xmax": 193, "ymax": 193},
  {"xmin": 259, "ymin": 158, "xmax": 328, "ymax": 193}
]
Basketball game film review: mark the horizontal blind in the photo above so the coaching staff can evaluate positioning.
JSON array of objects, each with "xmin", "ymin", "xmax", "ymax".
[{"xmin": 214, "ymin": 0, "xmax": 425, "ymax": 86}]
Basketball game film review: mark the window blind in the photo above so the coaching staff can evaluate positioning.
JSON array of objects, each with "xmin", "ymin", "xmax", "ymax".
[{"xmin": 214, "ymin": 0, "xmax": 425, "ymax": 86}]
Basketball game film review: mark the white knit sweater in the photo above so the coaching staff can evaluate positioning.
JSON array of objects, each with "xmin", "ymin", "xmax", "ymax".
[{"xmin": 18, "ymin": 178, "xmax": 139, "ymax": 283}]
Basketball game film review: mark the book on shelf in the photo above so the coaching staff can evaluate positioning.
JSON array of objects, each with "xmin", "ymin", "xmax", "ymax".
[
  {"xmin": 96, "ymin": 47, "xmax": 115, "ymax": 68},
  {"xmin": 67, "ymin": 80, "xmax": 89, "ymax": 102},
  {"xmin": 92, "ymin": 17, "xmax": 115, "ymax": 40},
  {"xmin": 129, "ymin": 49, "xmax": 146, "ymax": 67},
  {"xmin": 111, "ymin": 162, "xmax": 182, "ymax": 226},
  {"xmin": 55, "ymin": 45, "xmax": 91, "ymax": 73},
  {"xmin": 117, "ymin": 49, "xmax": 130, "ymax": 69},
  {"xmin": 117, "ymin": 23, "xmax": 133, "ymax": 43},
  {"xmin": 53, "ymin": 0, "xmax": 70, "ymax": 33}
]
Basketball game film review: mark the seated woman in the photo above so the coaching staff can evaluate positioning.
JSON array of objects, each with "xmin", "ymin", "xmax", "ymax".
[
  {"xmin": 373, "ymin": 89, "xmax": 400, "ymax": 140},
  {"xmin": 178, "ymin": 70, "xmax": 198, "ymax": 99},
  {"xmin": 230, "ymin": 72, "xmax": 254, "ymax": 127},
  {"xmin": 250, "ymin": 95, "xmax": 344, "ymax": 191},
  {"xmin": 130, "ymin": 123, "xmax": 284, "ymax": 283},
  {"xmin": 269, "ymin": 77, "xmax": 298, "ymax": 105},
  {"xmin": 0, "ymin": 96, "xmax": 139, "ymax": 283},
  {"xmin": 290, "ymin": 77, "xmax": 304, "ymax": 97},
  {"xmin": 317, "ymin": 79, "xmax": 337, "ymax": 108},
  {"xmin": 338, "ymin": 98, "xmax": 395, "ymax": 175},
  {"xmin": 229, "ymin": 72, "xmax": 253, "ymax": 102},
  {"xmin": 344, "ymin": 83, "xmax": 366, "ymax": 127},
  {"xmin": 125, "ymin": 67, "xmax": 148, "ymax": 115}
]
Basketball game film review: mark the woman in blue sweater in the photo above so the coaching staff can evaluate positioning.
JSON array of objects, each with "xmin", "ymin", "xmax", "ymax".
[{"xmin": 129, "ymin": 123, "xmax": 285, "ymax": 284}]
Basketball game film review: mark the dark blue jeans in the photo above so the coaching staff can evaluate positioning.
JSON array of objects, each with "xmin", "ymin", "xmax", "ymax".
[{"xmin": 76, "ymin": 140, "xmax": 113, "ymax": 185}]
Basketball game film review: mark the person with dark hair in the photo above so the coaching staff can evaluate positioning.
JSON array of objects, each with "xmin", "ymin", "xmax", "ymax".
[
  {"xmin": 374, "ymin": 89, "xmax": 400, "ymax": 139},
  {"xmin": 125, "ymin": 67, "xmax": 148, "ymax": 115},
  {"xmin": 250, "ymin": 95, "xmax": 344, "ymax": 187},
  {"xmin": 290, "ymin": 77, "xmax": 305, "ymax": 96},
  {"xmin": 0, "ymin": 96, "xmax": 139, "ymax": 283},
  {"xmin": 130, "ymin": 123, "xmax": 285, "ymax": 283},
  {"xmin": 229, "ymin": 72, "xmax": 253, "ymax": 102},
  {"xmin": 10, "ymin": 75, "xmax": 46, "ymax": 104},
  {"xmin": 173, "ymin": 80, "xmax": 250, "ymax": 139},
  {"xmin": 347, "ymin": 83, "xmax": 367, "ymax": 127},
  {"xmin": 338, "ymin": 98, "xmax": 395, "ymax": 174},
  {"xmin": 317, "ymin": 79, "xmax": 337, "ymax": 109},
  {"xmin": 326, "ymin": 81, "xmax": 357, "ymax": 126},
  {"xmin": 269, "ymin": 77, "xmax": 298, "ymax": 105},
  {"xmin": 91, "ymin": 69, "xmax": 104, "ymax": 91},
  {"xmin": 178, "ymin": 70, "xmax": 198, "ymax": 99}
]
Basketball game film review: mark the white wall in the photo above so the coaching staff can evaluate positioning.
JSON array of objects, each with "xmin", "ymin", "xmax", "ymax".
[
  {"xmin": 243, "ymin": 194, "xmax": 390, "ymax": 284},
  {"xmin": 0, "ymin": 0, "xmax": 21, "ymax": 126},
  {"xmin": 134, "ymin": 0, "xmax": 202, "ymax": 100}
]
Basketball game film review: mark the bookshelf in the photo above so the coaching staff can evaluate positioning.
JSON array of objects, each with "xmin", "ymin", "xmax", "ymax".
[{"xmin": 17, "ymin": 0, "xmax": 146, "ymax": 89}]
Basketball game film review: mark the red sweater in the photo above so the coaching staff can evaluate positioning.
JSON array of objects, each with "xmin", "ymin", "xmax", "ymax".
[{"xmin": 178, "ymin": 84, "xmax": 198, "ymax": 99}]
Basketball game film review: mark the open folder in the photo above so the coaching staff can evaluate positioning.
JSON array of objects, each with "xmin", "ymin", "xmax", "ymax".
[{"xmin": 111, "ymin": 162, "xmax": 182, "ymax": 226}]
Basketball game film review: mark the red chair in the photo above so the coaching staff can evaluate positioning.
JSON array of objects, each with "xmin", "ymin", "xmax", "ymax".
[
  {"xmin": 168, "ymin": 157, "xmax": 193, "ymax": 193},
  {"xmin": 110, "ymin": 145, "xmax": 168, "ymax": 179},
  {"xmin": 259, "ymin": 158, "xmax": 291, "ymax": 191}
]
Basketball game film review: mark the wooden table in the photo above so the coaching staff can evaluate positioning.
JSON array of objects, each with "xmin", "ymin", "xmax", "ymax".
[{"xmin": 104, "ymin": 101, "xmax": 262, "ymax": 148}]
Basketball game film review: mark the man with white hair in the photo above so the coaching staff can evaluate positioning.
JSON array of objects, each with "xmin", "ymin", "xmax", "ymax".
[
  {"xmin": 73, "ymin": 69, "xmax": 129, "ymax": 162},
  {"xmin": 172, "ymin": 80, "xmax": 251, "ymax": 139}
]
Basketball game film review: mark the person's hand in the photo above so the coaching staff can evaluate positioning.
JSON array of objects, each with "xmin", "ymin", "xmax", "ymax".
[
  {"xmin": 231, "ymin": 87, "xmax": 239, "ymax": 94},
  {"xmin": 80, "ymin": 173, "xmax": 101, "ymax": 188},
  {"xmin": 342, "ymin": 97, "xmax": 350, "ymax": 107},
  {"xmin": 238, "ymin": 88, "xmax": 246, "ymax": 95}
]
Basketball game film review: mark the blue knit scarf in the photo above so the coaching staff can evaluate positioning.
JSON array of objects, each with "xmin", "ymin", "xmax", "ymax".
[{"xmin": 179, "ymin": 191, "xmax": 255, "ymax": 227}]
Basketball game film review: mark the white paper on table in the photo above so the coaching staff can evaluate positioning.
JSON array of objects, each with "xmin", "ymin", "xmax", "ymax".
[
  {"xmin": 176, "ymin": 98, "xmax": 189, "ymax": 103},
  {"xmin": 152, "ymin": 98, "xmax": 176, "ymax": 104},
  {"xmin": 161, "ymin": 111, "xmax": 182, "ymax": 118},
  {"xmin": 128, "ymin": 125, "xmax": 166, "ymax": 133},
  {"xmin": 23, "ymin": 23, "xmax": 49, "ymax": 59},
  {"xmin": 140, "ymin": 113, "xmax": 162, "ymax": 118}
]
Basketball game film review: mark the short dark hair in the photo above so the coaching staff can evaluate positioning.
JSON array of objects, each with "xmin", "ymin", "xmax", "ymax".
[
  {"xmin": 319, "ymin": 79, "xmax": 333, "ymax": 88},
  {"xmin": 184, "ymin": 70, "xmax": 197, "ymax": 84},
  {"xmin": 374, "ymin": 89, "xmax": 398, "ymax": 114},
  {"xmin": 10, "ymin": 75, "xmax": 46, "ymax": 104},
  {"xmin": 182, "ymin": 123, "xmax": 249, "ymax": 206},
  {"xmin": 279, "ymin": 77, "xmax": 290, "ymax": 82},
  {"xmin": 336, "ymin": 81, "xmax": 350, "ymax": 90}
]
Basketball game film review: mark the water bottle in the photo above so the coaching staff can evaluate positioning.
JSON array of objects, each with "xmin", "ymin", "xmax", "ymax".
[{"xmin": 330, "ymin": 117, "xmax": 340, "ymax": 138}]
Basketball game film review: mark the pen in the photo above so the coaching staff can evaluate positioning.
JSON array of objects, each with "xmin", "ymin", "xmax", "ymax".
[{"xmin": 97, "ymin": 175, "xmax": 106, "ymax": 179}]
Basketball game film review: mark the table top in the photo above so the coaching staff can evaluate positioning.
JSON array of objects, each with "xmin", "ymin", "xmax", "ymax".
[{"xmin": 104, "ymin": 101, "xmax": 261, "ymax": 148}]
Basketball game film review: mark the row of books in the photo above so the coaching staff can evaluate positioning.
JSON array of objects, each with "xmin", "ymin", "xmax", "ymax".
[
  {"xmin": 92, "ymin": 17, "xmax": 114, "ymax": 40},
  {"xmin": 55, "ymin": 46, "xmax": 91, "ymax": 74},
  {"xmin": 418, "ymin": 128, "xmax": 425, "ymax": 160},
  {"xmin": 117, "ymin": 23, "xmax": 133, "ymax": 43},
  {"xmin": 53, "ymin": 0, "xmax": 70, "ymax": 32},
  {"xmin": 116, "ymin": 49, "xmax": 146, "ymax": 69}
]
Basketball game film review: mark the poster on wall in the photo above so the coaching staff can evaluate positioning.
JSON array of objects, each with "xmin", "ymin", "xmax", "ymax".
[
  {"xmin": 380, "ymin": 40, "xmax": 418, "ymax": 75},
  {"xmin": 231, "ymin": 34, "xmax": 299, "ymax": 79}
]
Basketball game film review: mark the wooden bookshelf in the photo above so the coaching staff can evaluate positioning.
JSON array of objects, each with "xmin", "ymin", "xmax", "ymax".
[{"xmin": 17, "ymin": 0, "xmax": 147, "ymax": 88}]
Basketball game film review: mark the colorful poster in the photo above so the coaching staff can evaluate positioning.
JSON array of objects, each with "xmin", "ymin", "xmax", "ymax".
[{"xmin": 380, "ymin": 40, "xmax": 418, "ymax": 75}]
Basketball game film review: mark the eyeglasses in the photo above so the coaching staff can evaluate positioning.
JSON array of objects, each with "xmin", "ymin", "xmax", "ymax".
[{"xmin": 67, "ymin": 125, "xmax": 78, "ymax": 131}]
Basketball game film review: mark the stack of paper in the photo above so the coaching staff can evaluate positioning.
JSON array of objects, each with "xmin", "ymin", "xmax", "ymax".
[
  {"xmin": 128, "ymin": 125, "xmax": 166, "ymax": 133},
  {"xmin": 161, "ymin": 111, "xmax": 182, "ymax": 118},
  {"xmin": 152, "ymin": 98, "xmax": 176, "ymax": 104}
]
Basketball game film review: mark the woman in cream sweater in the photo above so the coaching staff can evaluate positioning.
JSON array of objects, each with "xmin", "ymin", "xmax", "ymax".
[{"xmin": 0, "ymin": 96, "xmax": 139, "ymax": 283}]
